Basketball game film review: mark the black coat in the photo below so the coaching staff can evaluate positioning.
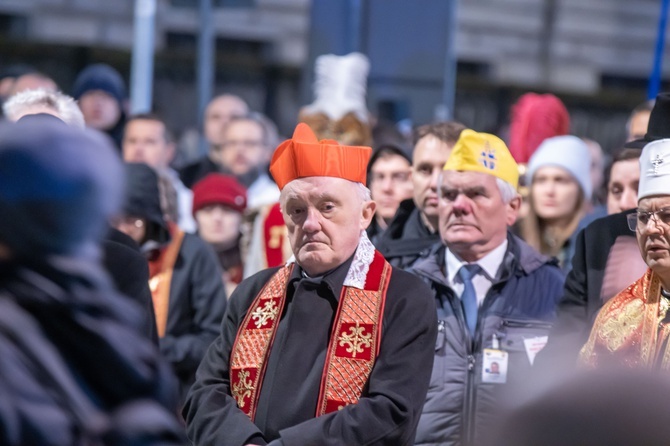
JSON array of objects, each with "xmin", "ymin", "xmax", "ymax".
[
  {"xmin": 162, "ymin": 233, "xmax": 228, "ymax": 400},
  {"xmin": 183, "ymin": 257, "xmax": 437, "ymax": 446},
  {"xmin": 103, "ymin": 228, "xmax": 158, "ymax": 343}
]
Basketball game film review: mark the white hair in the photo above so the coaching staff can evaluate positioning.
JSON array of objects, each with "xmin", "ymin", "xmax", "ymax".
[
  {"xmin": 357, "ymin": 182, "xmax": 372, "ymax": 201},
  {"xmin": 496, "ymin": 178, "xmax": 519, "ymax": 203},
  {"xmin": 3, "ymin": 88, "xmax": 85, "ymax": 129}
]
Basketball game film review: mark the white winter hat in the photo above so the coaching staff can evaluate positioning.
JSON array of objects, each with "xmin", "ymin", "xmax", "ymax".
[
  {"xmin": 527, "ymin": 135, "xmax": 592, "ymax": 200},
  {"xmin": 638, "ymin": 138, "xmax": 670, "ymax": 201}
]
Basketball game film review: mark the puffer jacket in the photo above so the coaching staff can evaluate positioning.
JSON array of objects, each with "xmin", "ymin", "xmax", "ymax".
[{"xmin": 410, "ymin": 232, "xmax": 565, "ymax": 446}]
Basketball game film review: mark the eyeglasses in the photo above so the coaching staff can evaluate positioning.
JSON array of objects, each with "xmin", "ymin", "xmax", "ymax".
[{"xmin": 627, "ymin": 207, "xmax": 670, "ymax": 231}]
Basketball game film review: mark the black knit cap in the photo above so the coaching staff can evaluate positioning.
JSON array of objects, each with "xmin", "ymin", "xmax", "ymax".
[{"xmin": 72, "ymin": 63, "xmax": 126, "ymax": 107}]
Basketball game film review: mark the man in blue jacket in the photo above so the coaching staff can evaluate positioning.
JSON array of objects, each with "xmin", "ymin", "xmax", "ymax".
[{"xmin": 410, "ymin": 129, "xmax": 565, "ymax": 446}]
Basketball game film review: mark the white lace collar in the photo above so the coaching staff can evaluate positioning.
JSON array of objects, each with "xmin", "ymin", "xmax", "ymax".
[
  {"xmin": 343, "ymin": 230, "xmax": 375, "ymax": 289},
  {"xmin": 286, "ymin": 230, "xmax": 375, "ymax": 290}
]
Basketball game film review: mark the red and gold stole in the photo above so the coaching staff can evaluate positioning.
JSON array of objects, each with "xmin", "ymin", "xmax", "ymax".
[
  {"xmin": 229, "ymin": 245, "xmax": 391, "ymax": 420},
  {"xmin": 580, "ymin": 268, "xmax": 670, "ymax": 370}
]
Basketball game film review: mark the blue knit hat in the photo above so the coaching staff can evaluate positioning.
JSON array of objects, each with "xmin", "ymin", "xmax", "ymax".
[
  {"xmin": 72, "ymin": 63, "xmax": 126, "ymax": 107},
  {"xmin": 0, "ymin": 115, "xmax": 123, "ymax": 258},
  {"xmin": 527, "ymin": 135, "xmax": 592, "ymax": 200}
]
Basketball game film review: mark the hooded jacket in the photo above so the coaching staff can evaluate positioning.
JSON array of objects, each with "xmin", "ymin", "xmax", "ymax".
[{"xmin": 410, "ymin": 233, "xmax": 564, "ymax": 446}]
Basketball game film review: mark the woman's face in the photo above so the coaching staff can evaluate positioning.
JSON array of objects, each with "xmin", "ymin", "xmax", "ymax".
[
  {"xmin": 195, "ymin": 204, "xmax": 242, "ymax": 245},
  {"xmin": 531, "ymin": 166, "xmax": 582, "ymax": 222}
]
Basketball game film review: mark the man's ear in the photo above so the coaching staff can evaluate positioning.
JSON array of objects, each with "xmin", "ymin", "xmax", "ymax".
[
  {"xmin": 505, "ymin": 195, "xmax": 522, "ymax": 226},
  {"xmin": 361, "ymin": 200, "xmax": 376, "ymax": 230}
]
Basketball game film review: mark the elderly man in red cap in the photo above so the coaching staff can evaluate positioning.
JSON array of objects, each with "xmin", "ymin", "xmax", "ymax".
[{"xmin": 184, "ymin": 123, "xmax": 437, "ymax": 446}]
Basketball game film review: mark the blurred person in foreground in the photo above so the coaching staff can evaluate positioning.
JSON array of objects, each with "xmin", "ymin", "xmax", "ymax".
[
  {"xmin": 377, "ymin": 121, "xmax": 467, "ymax": 269},
  {"xmin": 179, "ymin": 93, "xmax": 249, "ymax": 188},
  {"xmin": 183, "ymin": 123, "xmax": 437, "ymax": 446},
  {"xmin": 114, "ymin": 163, "xmax": 228, "ymax": 401},
  {"xmin": 366, "ymin": 144, "xmax": 413, "ymax": 245},
  {"xmin": 192, "ymin": 173, "xmax": 248, "ymax": 293},
  {"xmin": 410, "ymin": 130, "xmax": 564, "ymax": 446},
  {"xmin": 0, "ymin": 116, "xmax": 184, "ymax": 445},
  {"xmin": 487, "ymin": 369, "xmax": 670, "ymax": 446},
  {"xmin": 123, "ymin": 113, "xmax": 197, "ymax": 233},
  {"xmin": 580, "ymin": 138, "xmax": 670, "ymax": 368},
  {"xmin": 3, "ymin": 89, "xmax": 158, "ymax": 341}
]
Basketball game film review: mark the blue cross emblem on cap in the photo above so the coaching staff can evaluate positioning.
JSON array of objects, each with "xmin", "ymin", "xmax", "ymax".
[{"xmin": 480, "ymin": 142, "xmax": 497, "ymax": 171}]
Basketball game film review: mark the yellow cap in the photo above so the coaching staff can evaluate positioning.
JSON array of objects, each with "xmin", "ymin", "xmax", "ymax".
[{"xmin": 443, "ymin": 129, "xmax": 519, "ymax": 188}]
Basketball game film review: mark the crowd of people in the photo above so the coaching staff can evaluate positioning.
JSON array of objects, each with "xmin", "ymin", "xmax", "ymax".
[{"xmin": 1, "ymin": 56, "xmax": 669, "ymax": 446}]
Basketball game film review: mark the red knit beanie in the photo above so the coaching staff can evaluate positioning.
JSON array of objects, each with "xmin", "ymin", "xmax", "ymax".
[{"xmin": 192, "ymin": 174, "xmax": 247, "ymax": 216}]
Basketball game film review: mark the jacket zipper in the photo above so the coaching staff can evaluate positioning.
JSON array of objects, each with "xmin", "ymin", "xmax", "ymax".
[
  {"xmin": 501, "ymin": 319, "xmax": 554, "ymax": 330},
  {"xmin": 463, "ymin": 353, "xmax": 476, "ymax": 446}
]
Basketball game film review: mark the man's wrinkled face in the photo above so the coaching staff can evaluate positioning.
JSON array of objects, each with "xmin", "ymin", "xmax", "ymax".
[
  {"xmin": 369, "ymin": 154, "xmax": 413, "ymax": 223},
  {"xmin": 122, "ymin": 119, "xmax": 175, "ymax": 170},
  {"xmin": 204, "ymin": 96, "xmax": 248, "ymax": 146},
  {"xmin": 636, "ymin": 196, "xmax": 670, "ymax": 275},
  {"xmin": 412, "ymin": 135, "xmax": 453, "ymax": 230},
  {"xmin": 218, "ymin": 120, "xmax": 269, "ymax": 176},
  {"xmin": 78, "ymin": 90, "xmax": 121, "ymax": 131},
  {"xmin": 439, "ymin": 171, "xmax": 519, "ymax": 262},
  {"xmin": 281, "ymin": 177, "xmax": 375, "ymax": 276}
]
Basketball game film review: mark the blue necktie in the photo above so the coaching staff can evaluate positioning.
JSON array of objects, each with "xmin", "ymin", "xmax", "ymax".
[{"xmin": 458, "ymin": 264, "xmax": 480, "ymax": 336}]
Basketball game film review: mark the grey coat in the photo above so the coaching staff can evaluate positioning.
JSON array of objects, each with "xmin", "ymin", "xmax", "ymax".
[{"xmin": 410, "ymin": 233, "xmax": 565, "ymax": 446}]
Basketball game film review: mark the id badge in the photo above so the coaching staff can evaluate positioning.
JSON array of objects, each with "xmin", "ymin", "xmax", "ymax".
[{"xmin": 482, "ymin": 348, "xmax": 508, "ymax": 384}]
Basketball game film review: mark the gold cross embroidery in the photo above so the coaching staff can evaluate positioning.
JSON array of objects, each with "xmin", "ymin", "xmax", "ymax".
[
  {"xmin": 232, "ymin": 370, "xmax": 253, "ymax": 408},
  {"xmin": 251, "ymin": 300, "xmax": 279, "ymax": 328},
  {"xmin": 338, "ymin": 323, "xmax": 372, "ymax": 358}
]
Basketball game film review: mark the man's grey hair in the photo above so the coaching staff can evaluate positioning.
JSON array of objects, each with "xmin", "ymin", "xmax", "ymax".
[
  {"xmin": 3, "ymin": 88, "xmax": 85, "ymax": 129},
  {"xmin": 496, "ymin": 178, "xmax": 518, "ymax": 203},
  {"xmin": 437, "ymin": 171, "xmax": 519, "ymax": 203},
  {"xmin": 357, "ymin": 182, "xmax": 372, "ymax": 202}
]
